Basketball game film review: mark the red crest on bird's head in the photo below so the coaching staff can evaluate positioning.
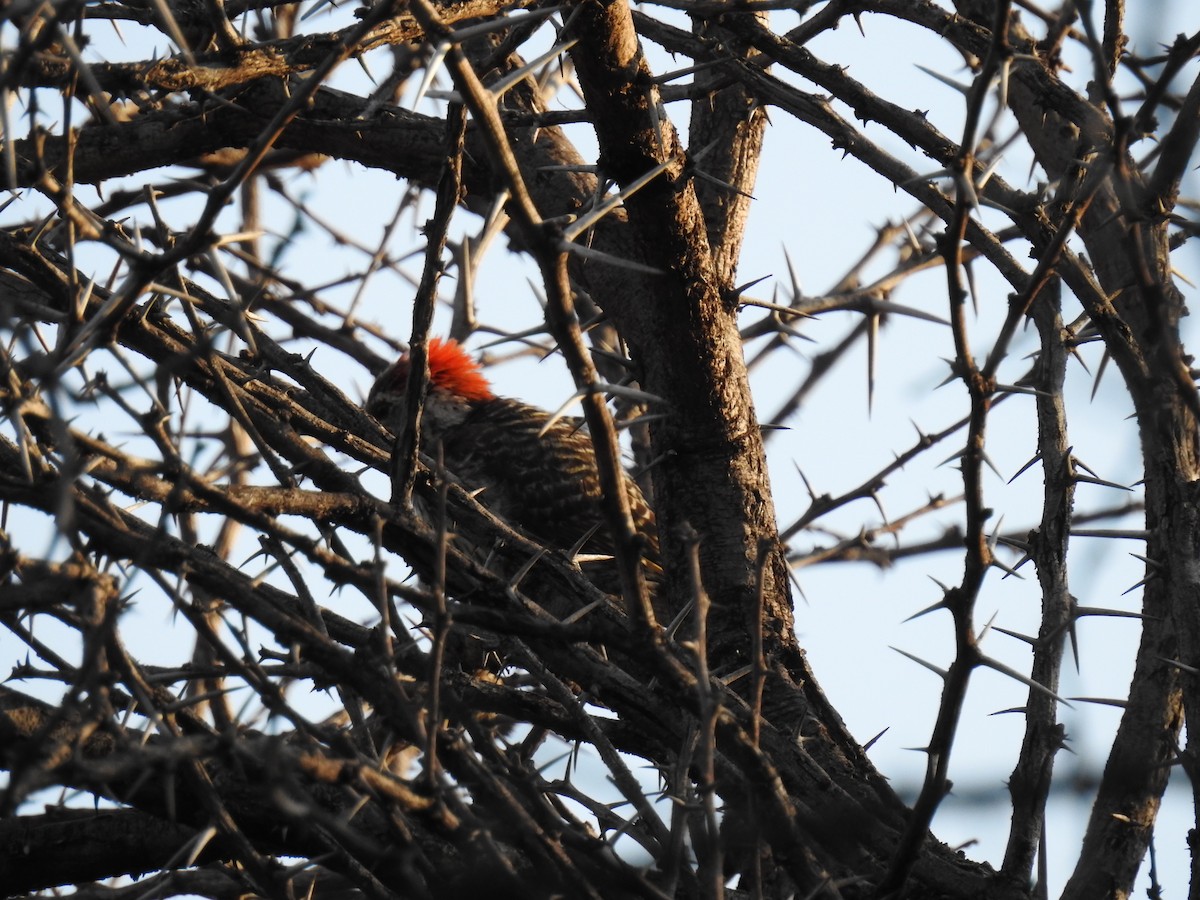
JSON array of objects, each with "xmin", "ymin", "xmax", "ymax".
[
  {"xmin": 373, "ymin": 338, "xmax": 494, "ymax": 403},
  {"xmin": 426, "ymin": 338, "xmax": 494, "ymax": 400}
]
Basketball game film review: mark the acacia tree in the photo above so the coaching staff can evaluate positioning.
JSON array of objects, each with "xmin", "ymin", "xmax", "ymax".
[{"xmin": 1, "ymin": 0, "xmax": 1198, "ymax": 897}]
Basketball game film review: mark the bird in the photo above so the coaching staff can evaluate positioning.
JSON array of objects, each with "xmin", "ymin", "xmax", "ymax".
[{"xmin": 367, "ymin": 338, "xmax": 659, "ymax": 595}]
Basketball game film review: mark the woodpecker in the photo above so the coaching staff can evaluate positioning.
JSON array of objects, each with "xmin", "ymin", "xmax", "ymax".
[{"xmin": 367, "ymin": 339, "xmax": 659, "ymax": 591}]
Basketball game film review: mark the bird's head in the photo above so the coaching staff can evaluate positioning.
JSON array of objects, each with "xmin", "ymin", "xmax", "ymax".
[{"xmin": 368, "ymin": 338, "xmax": 495, "ymax": 432}]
